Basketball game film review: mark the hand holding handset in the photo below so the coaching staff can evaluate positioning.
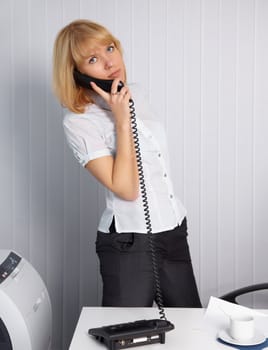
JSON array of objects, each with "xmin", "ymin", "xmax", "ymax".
[{"xmin": 73, "ymin": 69, "xmax": 124, "ymax": 93}]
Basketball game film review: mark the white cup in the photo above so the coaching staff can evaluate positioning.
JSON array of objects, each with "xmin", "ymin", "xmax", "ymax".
[{"xmin": 229, "ymin": 314, "xmax": 255, "ymax": 342}]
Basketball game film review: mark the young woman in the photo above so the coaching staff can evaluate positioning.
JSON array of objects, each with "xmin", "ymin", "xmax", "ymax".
[{"xmin": 53, "ymin": 19, "xmax": 201, "ymax": 308}]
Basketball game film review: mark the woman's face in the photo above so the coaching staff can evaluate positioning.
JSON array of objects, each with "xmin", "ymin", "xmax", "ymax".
[{"xmin": 77, "ymin": 41, "xmax": 126, "ymax": 83}]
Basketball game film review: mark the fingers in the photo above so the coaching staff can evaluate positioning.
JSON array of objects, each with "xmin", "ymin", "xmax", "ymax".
[
  {"xmin": 111, "ymin": 79, "xmax": 130, "ymax": 100},
  {"xmin": 111, "ymin": 78, "xmax": 122, "ymax": 95},
  {"xmin": 111, "ymin": 87, "xmax": 130, "ymax": 99},
  {"xmin": 90, "ymin": 78, "xmax": 131, "ymax": 102}
]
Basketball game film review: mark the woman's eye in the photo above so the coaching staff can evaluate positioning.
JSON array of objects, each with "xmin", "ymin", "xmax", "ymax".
[
  {"xmin": 107, "ymin": 44, "xmax": 115, "ymax": 53},
  {"xmin": 89, "ymin": 56, "xmax": 97, "ymax": 64}
]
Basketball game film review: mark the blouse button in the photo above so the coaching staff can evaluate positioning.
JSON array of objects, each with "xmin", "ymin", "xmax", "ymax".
[
  {"xmin": 170, "ymin": 194, "xmax": 173, "ymax": 199},
  {"xmin": 158, "ymin": 153, "xmax": 161, "ymax": 157},
  {"xmin": 164, "ymin": 173, "xmax": 167, "ymax": 178}
]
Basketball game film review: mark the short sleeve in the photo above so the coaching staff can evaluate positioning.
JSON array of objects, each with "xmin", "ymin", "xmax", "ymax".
[{"xmin": 63, "ymin": 113, "xmax": 113, "ymax": 167}]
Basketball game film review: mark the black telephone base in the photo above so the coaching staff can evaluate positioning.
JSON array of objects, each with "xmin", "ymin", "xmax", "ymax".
[{"xmin": 88, "ymin": 318, "xmax": 175, "ymax": 350}]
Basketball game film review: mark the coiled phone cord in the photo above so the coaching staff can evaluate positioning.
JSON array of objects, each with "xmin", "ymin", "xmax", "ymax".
[
  {"xmin": 129, "ymin": 99, "xmax": 167, "ymax": 321},
  {"xmin": 72, "ymin": 70, "xmax": 169, "ymax": 322}
]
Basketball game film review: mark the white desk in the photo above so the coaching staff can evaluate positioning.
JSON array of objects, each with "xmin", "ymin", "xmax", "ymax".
[{"xmin": 69, "ymin": 307, "xmax": 268, "ymax": 349}]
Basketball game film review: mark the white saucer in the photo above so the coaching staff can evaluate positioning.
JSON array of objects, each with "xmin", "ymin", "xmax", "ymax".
[{"xmin": 218, "ymin": 329, "xmax": 266, "ymax": 346}]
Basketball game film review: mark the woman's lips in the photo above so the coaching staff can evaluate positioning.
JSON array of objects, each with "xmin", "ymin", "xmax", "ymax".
[{"xmin": 108, "ymin": 69, "xmax": 121, "ymax": 79}]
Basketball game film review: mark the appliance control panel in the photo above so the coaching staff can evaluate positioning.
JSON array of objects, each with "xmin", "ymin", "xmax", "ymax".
[{"xmin": 0, "ymin": 252, "xmax": 21, "ymax": 284}]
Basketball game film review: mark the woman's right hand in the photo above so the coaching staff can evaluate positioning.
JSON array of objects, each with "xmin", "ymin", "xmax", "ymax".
[{"xmin": 90, "ymin": 79, "xmax": 131, "ymax": 125}]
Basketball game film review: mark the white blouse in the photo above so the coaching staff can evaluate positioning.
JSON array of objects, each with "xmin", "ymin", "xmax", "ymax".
[{"xmin": 63, "ymin": 84, "xmax": 186, "ymax": 233}]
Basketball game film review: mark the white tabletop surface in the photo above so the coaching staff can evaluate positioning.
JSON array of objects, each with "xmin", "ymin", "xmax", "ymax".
[{"xmin": 69, "ymin": 307, "xmax": 268, "ymax": 350}]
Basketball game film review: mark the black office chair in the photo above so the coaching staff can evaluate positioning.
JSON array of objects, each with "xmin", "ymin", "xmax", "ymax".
[{"xmin": 220, "ymin": 283, "xmax": 268, "ymax": 305}]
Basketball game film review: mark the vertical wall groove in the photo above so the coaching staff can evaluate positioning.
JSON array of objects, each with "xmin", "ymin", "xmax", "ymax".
[
  {"xmin": 199, "ymin": 0, "xmax": 204, "ymax": 292},
  {"xmin": 148, "ymin": 0, "xmax": 151, "ymax": 102},
  {"xmin": 164, "ymin": 0, "xmax": 168, "ymax": 130},
  {"xmin": 182, "ymin": 0, "xmax": 186, "ymax": 203},
  {"xmin": 252, "ymin": 0, "xmax": 257, "ymax": 293},
  {"xmin": 44, "ymin": 0, "xmax": 48, "ymax": 286},
  {"xmin": 130, "ymin": 0, "xmax": 134, "ymax": 78},
  {"xmin": 234, "ymin": 0, "xmax": 239, "ymax": 290},
  {"xmin": 28, "ymin": 0, "xmax": 32, "ymax": 262},
  {"xmin": 10, "ymin": 0, "xmax": 15, "ymax": 249},
  {"xmin": 216, "ymin": 0, "xmax": 222, "ymax": 297}
]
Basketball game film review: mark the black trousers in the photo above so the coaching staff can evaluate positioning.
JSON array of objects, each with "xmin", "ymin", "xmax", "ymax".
[{"xmin": 96, "ymin": 218, "xmax": 202, "ymax": 307}]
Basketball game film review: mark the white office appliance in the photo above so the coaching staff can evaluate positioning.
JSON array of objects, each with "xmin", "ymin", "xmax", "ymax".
[{"xmin": 0, "ymin": 250, "xmax": 52, "ymax": 350}]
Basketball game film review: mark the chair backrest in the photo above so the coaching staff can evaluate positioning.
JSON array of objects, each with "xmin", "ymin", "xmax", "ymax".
[{"xmin": 220, "ymin": 283, "xmax": 268, "ymax": 304}]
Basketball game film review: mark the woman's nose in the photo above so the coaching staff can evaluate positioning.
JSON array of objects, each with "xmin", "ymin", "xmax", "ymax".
[{"xmin": 104, "ymin": 59, "xmax": 113, "ymax": 70}]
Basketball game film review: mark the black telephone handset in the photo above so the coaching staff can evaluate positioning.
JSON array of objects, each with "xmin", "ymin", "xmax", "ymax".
[{"xmin": 73, "ymin": 69, "xmax": 124, "ymax": 93}]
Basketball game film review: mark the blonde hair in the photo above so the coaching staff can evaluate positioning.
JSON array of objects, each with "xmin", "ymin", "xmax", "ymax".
[{"xmin": 52, "ymin": 19, "xmax": 123, "ymax": 113}]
